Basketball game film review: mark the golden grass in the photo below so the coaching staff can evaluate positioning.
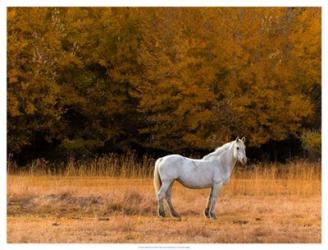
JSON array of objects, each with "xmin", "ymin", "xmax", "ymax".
[
  {"xmin": 8, "ymin": 154, "xmax": 155, "ymax": 177},
  {"xmin": 7, "ymin": 158, "xmax": 321, "ymax": 243}
]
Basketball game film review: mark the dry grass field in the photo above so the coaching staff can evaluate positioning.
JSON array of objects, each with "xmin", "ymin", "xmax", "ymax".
[{"xmin": 7, "ymin": 158, "xmax": 321, "ymax": 243}]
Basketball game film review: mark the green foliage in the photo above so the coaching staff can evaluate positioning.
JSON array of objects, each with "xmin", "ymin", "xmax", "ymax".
[
  {"xmin": 301, "ymin": 130, "xmax": 321, "ymax": 160},
  {"xmin": 7, "ymin": 7, "xmax": 321, "ymax": 159}
]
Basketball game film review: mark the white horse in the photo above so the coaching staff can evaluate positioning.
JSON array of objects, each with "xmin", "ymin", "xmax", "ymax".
[{"xmin": 153, "ymin": 137, "xmax": 247, "ymax": 219}]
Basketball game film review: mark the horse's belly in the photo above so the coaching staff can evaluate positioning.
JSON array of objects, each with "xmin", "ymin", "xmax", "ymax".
[{"xmin": 177, "ymin": 175, "xmax": 212, "ymax": 189}]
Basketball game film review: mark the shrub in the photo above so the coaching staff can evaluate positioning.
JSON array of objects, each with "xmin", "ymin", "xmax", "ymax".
[{"xmin": 301, "ymin": 130, "xmax": 321, "ymax": 160}]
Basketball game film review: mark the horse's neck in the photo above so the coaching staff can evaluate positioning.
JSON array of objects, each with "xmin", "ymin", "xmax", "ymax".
[
  {"xmin": 218, "ymin": 144, "xmax": 237, "ymax": 176},
  {"xmin": 202, "ymin": 142, "xmax": 230, "ymax": 160}
]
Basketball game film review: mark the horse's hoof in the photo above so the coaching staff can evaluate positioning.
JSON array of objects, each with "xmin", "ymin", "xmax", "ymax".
[
  {"xmin": 173, "ymin": 215, "xmax": 182, "ymax": 221},
  {"xmin": 204, "ymin": 208, "xmax": 210, "ymax": 218},
  {"xmin": 158, "ymin": 210, "xmax": 166, "ymax": 218},
  {"xmin": 172, "ymin": 213, "xmax": 181, "ymax": 219},
  {"xmin": 210, "ymin": 213, "xmax": 217, "ymax": 220}
]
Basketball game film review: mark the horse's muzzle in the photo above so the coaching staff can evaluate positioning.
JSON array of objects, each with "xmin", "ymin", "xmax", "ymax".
[{"xmin": 242, "ymin": 157, "xmax": 247, "ymax": 165}]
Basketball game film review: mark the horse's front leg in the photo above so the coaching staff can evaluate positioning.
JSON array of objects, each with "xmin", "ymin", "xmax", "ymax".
[
  {"xmin": 204, "ymin": 187, "xmax": 213, "ymax": 218},
  {"xmin": 208, "ymin": 183, "xmax": 223, "ymax": 219}
]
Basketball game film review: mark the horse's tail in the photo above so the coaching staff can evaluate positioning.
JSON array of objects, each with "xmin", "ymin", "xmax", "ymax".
[{"xmin": 153, "ymin": 158, "xmax": 162, "ymax": 196}]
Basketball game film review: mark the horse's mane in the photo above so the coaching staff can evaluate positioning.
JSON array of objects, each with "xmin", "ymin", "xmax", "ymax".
[{"xmin": 202, "ymin": 141, "xmax": 233, "ymax": 160}]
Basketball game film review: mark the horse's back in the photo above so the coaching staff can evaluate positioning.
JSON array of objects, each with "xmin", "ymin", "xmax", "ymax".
[{"xmin": 155, "ymin": 154, "xmax": 187, "ymax": 179}]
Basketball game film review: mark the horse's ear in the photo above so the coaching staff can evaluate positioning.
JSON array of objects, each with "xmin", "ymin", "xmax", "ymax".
[
  {"xmin": 241, "ymin": 137, "xmax": 246, "ymax": 143},
  {"xmin": 235, "ymin": 136, "xmax": 240, "ymax": 141}
]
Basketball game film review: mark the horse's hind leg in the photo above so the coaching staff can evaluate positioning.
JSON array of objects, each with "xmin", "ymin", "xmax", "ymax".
[
  {"xmin": 157, "ymin": 181, "xmax": 171, "ymax": 218},
  {"xmin": 165, "ymin": 183, "xmax": 180, "ymax": 218}
]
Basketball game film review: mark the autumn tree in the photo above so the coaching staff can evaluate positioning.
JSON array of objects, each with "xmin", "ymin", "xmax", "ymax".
[
  {"xmin": 133, "ymin": 8, "xmax": 320, "ymax": 150},
  {"xmin": 8, "ymin": 8, "xmax": 64, "ymax": 154},
  {"xmin": 7, "ymin": 7, "xmax": 321, "ymax": 160}
]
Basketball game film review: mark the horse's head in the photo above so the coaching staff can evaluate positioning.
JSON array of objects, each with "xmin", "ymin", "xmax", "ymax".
[{"xmin": 233, "ymin": 137, "xmax": 247, "ymax": 165}]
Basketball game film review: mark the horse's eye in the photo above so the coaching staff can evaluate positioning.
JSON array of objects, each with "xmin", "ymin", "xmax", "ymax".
[{"xmin": 237, "ymin": 147, "xmax": 239, "ymax": 150}]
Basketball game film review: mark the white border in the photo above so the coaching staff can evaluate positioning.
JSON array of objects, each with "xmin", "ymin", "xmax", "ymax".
[
  {"xmin": 1, "ymin": 1, "xmax": 326, "ymax": 250},
  {"xmin": 321, "ymin": 1, "xmax": 326, "ymax": 247},
  {"xmin": 1, "ymin": 0, "xmax": 326, "ymax": 7},
  {"xmin": 0, "ymin": 0, "xmax": 7, "ymax": 247}
]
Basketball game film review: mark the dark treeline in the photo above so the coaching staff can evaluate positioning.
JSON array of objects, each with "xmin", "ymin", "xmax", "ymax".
[{"xmin": 7, "ymin": 7, "xmax": 321, "ymax": 165}]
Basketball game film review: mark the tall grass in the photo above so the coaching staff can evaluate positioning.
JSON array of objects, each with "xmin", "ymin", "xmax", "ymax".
[
  {"xmin": 8, "ymin": 154, "xmax": 321, "ymax": 181},
  {"xmin": 8, "ymin": 153, "xmax": 155, "ymax": 177},
  {"xmin": 8, "ymin": 154, "xmax": 321, "ymax": 196}
]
